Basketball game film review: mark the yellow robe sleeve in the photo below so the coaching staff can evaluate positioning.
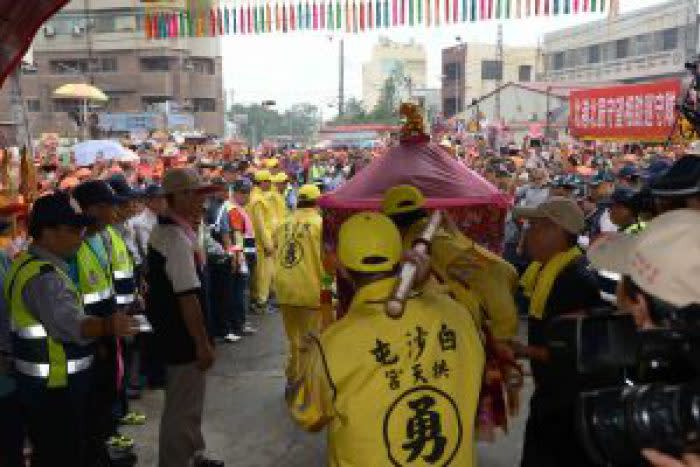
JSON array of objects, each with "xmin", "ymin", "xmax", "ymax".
[
  {"xmin": 250, "ymin": 200, "xmax": 273, "ymax": 251},
  {"xmin": 287, "ymin": 334, "xmax": 336, "ymax": 432}
]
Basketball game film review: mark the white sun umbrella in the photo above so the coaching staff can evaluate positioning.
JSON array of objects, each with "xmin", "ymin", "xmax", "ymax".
[{"xmin": 73, "ymin": 139, "xmax": 133, "ymax": 167}]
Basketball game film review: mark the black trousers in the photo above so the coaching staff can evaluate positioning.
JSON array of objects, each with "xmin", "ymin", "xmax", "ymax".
[
  {"xmin": 0, "ymin": 388, "xmax": 24, "ymax": 467},
  {"xmin": 521, "ymin": 389, "xmax": 596, "ymax": 467},
  {"xmin": 23, "ymin": 387, "xmax": 88, "ymax": 467},
  {"xmin": 86, "ymin": 337, "xmax": 118, "ymax": 466}
]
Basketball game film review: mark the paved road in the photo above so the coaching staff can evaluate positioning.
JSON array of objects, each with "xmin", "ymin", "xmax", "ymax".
[{"xmin": 124, "ymin": 313, "xmax": 532, "ymax": 466}]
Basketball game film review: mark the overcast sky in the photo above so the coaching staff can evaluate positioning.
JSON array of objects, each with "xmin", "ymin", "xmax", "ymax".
[{"xmin": 222, "ymin": 0, "xmax": 674, "ymax": 116}]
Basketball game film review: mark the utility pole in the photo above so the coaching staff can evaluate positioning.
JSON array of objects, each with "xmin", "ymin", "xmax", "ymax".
[
  {"xmin": 84, "ymin": 0, "xmax": 94, "ymax": 85},
  {"xmin": 338, "ymin": 39, "xmax": 345, "ymax": 116},
  {"xmin": 495, "ymin": 23, "xmax": 503, "ymax": 122},
  {"xmin": 9, "ymin": 69, "xmax": 32, "ymax": 151}
]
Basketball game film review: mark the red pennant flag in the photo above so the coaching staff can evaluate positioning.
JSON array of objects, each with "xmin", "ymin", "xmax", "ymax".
[
  {"xmin": 289, "ymin": 3, "xmax": 295, "ymax": 30},
  {"xmin": 320, "ymin": 1, "xmax": 326, "ymax": 28},
  {"xmin": 453, "ymin": 0, "xmax": 458, "ymax": 22},
  {"xmin": 209, "ymin": 8, "xmax": 216, "ymax": 36},
  {"xmin": 219, "ymin": 8, "xmax": 224, "ymax": 34},
  {"xmin": 444, "ymin": 0, "xmax": 449, "ymax": 22},
  {"xmin": 584, "ymin": 0, "xmax": 589, "ymax": 12},
  {"xmin": 359, "ymin": 1, "xmax": 366, "ymax": 29},
  {"xmin": 535, "ymin": 0, "xmax": 539, "ymax": 14},
  {"xmin": 434, "ymin": 0, "xmax": 439, "ymax": 24},
  {"xmin": 480, "ymin": 0, "xmax": 485, "ymax": 19}
]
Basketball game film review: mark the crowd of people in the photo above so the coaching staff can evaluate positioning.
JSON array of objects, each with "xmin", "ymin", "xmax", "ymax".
[{"xmin": 0, "ymin": 129, "xmax": 698, "ymax": 467}]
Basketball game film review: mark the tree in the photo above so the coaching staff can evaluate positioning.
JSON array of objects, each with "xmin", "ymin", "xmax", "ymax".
[{"xmin": 227, "ymin": 102, "xmax": 319, "ymax": 145}]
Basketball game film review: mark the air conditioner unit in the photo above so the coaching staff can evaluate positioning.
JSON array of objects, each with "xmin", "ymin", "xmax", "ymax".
[
  {"xmin": 72, "ymin": 25, "xmax": 84, "ymax": 37},
  {"xmin": 44, "ymin": 25, "xmax": 56, "ymax": 37}
]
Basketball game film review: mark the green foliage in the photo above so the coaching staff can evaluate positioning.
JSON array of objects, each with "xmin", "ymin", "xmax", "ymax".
[{"xmin": 227, "ymin": 103, "xmax": 319, "ymax": 146}]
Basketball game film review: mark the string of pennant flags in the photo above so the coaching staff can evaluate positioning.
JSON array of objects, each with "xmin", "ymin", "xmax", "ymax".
[{"xmin": 144, "ymin": 0, "xmax": 606, "ymax": 38}]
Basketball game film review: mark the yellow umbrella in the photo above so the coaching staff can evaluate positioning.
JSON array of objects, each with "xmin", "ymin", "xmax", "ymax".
[
  {"xmin": 54, "ymin": 83, "xmax": 108, "ymax": 101},
  {"xmin": 53, "ymin": 83, "xmax": 108, "ymax": 140}
]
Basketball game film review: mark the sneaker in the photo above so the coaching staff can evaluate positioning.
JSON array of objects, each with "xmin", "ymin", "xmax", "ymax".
[
  {"xmin": 194, "ymin": 455, "xmax": 224, "ymax": 467},
  {"xmin": 107, "ymin": 434, "xmax": 135, "ymax": 451},
  {"xmin": 223, "ymin": 333, "xmax": 242, "ymax": 343},
  {"xmin": 242, "ymin": 323, "xmax": 257, "ymax": 335},
  {"xmin": 119, "ymin": 411, "xmax": 147, "ymax": 426}
]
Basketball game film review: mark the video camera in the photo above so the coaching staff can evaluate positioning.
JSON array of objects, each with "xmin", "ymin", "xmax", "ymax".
[
  {"xmin": 545, "ymin": 306, "xmax": 700, "ymax": 466},
  {"xmin": 678, "ymin": 57, "xmax": 700, "ymax": 135}
]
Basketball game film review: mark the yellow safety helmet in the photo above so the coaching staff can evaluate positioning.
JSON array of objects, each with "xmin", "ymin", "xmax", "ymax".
[
  {"xmin": 298, "ymin": 184, "xmax": 321, "ymax": 202},
  {"xmin": 264, "ymin": 158, "xmax": 279, "ymax": 169},
  {"xmin": 338, "ymin": 212, "xmax": 402, "ymax": 273},
  {"xmin": 254, "ymin": 170, "xmax": 272, "ymax": 182},
  {"xmin": 271, "ymin": 172, "xmax": 289, "ymax": 183},
  {"xmin": 381, "ymin": 185, "xmax": 426, "ymax": 216}
]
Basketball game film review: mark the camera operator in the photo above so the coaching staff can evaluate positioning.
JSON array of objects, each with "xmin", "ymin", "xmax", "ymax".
[
  {"xmin": 649, "ymin": 150, "xmax": 700, "ymax": 214},
  {"xmin": 588, "ymin": 209, "xmax": 700, "ymax": 467},
  {"xmin": 513, "ymin": 197, "xmax": 605, "ymax": 467}
]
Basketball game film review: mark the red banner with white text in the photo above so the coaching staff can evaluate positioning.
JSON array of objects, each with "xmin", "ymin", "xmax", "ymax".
[{"xmin": 569, "ymin": 79, "xmax": 681, "ymax": 142}]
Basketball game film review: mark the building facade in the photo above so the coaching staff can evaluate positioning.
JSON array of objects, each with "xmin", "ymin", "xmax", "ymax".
[
  {"xmin": 540, "ymin": 0, "xmax": 698, "ymax": 84},
  {"xmin": 441, "ymin": 42, "xmax": 540, "ymax": 118},
  {"xmin": 362, "ymin": 37, "xmax": 427, "ymax": 111},
  {"xmin": 0, "ymin": 0, "xmax": 225, "ymax": 140}
]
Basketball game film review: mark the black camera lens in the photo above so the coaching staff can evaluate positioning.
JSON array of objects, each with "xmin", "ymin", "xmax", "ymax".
[{"xmin": 579, "ymin": 382, "xmax": 700, "ymax": 466}]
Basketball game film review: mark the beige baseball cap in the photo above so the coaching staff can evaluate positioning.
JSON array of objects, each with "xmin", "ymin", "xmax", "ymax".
[
  {"xmin": 587, "ymin": 209, "xmax": 700, "ymax": 308},
  {"xmin": 162, "ymin": 168, "xmax": 217, "ymax": 195},
  {"xmin": 513, "ymin": 196, "xmax": 585, "ymax": 234}
]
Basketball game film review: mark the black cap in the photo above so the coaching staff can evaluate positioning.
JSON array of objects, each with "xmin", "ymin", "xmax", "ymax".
[
  {"xmin": 143, "ymin": 184, "xmax": 164, "ymax": 198},
  {"xmin": 29, "ymin": 192, "xmax": 95, "ymax": 231},
  {"xmin": 73, "ymin": 180, "xmax": 127, "ymax": 209},
  {"xmin": 108, "ymin": 174, "xmax": 141, "ymax": 199},
  {"xmin": 610, "ymin": 187, "xmax": 637, "ymax": 207},
  {"xmin": 649, "ymin": 156, "xmax": 700, "ymax": 197},
  {"xmin": 231, "ymin": 179, "xmax": 252, "ymax": 194}
]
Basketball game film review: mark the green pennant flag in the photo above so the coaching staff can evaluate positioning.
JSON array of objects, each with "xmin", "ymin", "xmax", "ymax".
[
  {"xmin": 189, "ymin": 9, "xmax": 195, "ymax": 36},
  {"xmin": 470, "ymin": 0, "xmax": 476, "ymax": 20},
  {"xmin": 505, "ymin": 0, "xmax": 511, "ymax": 17},
  {"xmin": 600, "ymin": 0, "xmax": 605, "ymax": 12},
  {"xmin": 383, "ymin": 0, "xmax": 389, "ymax": 27},
  {"xmin": 328, "ymin": 1, "xmax": 334, "ymax": 29},
  {"xmin": 232, "ymin": 5, "xmax": 237, "ymax": 32},
  {"xmin": 336, "ymin": 0, "xmax": 342, "ymax": 28},
  {"xmin": 416, "ymin": 0, "xmax": 422, "ymax": 23},
  {"xmin": 298, "ymin": 2, "xmax": 303, "ymax": 28},
  {"xmin": 564, "ymin": 0, "xmax": 570, "ymax": 14},
  {"xmin": 496, "ymin": 0, "xmax": 502, "ymax": 18},
  {"xmin": 590, "ymin": 0, "xmax": 596, "ymax": 11},
  {"xmin": 553, "ymin": 0, "xmax": 559, "ymax": 14},
  {"xmin": 409, "ymin": 0, "xmax": 414, "ymax": 25}
]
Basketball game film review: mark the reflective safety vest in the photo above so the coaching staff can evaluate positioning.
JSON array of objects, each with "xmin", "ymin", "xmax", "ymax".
[
  {"xmin": 4, "ymin": 252, "xmax": 93, "ymax": 388},
  {"xmin": 76, "ymin": 241, "xmax": 115, "ymax": 317},
  {"xmin": 107, "ymin": 226, "xmax": 135, "ymax": 306}
]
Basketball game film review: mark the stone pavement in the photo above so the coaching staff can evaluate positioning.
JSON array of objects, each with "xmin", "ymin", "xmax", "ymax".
[{"xmin": 123, "ymin": 314, "xmax": 532, "ymax": 466}]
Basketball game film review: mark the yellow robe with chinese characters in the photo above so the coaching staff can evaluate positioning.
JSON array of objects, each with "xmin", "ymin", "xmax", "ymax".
[
  {"xmin": 289, "ymin": 277, "xmax": 484, "ymax": 467},
  {"xmin": 405, "ymin": 218, "xmax": 519, "ymax": 340},
  {"xmin": 246, "ymin": 190, "xmax": 275, "ymax": 304}
]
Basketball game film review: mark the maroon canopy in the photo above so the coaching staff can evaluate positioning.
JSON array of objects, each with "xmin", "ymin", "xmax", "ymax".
[
  {"xmin": 0, "ymin": 0, "xmax": 69, "ymax": 85},
  {"xmin": 319, "ymin": 141, "xmax": 510, "ymax": 209}
]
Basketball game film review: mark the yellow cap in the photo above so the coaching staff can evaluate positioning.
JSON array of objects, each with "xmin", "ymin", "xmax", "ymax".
[
  {"xmin": 338, "ymin": 212, "xmax": 402, "ymax": 273},
  {"xmin": 271, "ymin": 172, "xmax": 288, "ymax": 183},
  {"xmin": 264, "ymin": 158, "xmax": 279, "ymax": 169},
  {"xmin": 298, "ymin": 184, "xmax": 321, "ymax": 202},
  {"xmin": 254, "ymin": 170, "xmax": 272, "ymax": 182},
  {"xmin": 381, "ymin": 185, "xmax": 426, "ymax": 216}
]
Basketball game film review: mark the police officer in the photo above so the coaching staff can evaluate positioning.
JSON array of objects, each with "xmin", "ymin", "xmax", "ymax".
[
  {"xmin": 247, "ymin": 170, "xmax": 276, "ymax": 313},
  {"xmin": 289, "ymin": 212, "xmax": 484, "ymax": 466},
  {"xmin": 381, "ymin": 185, "xmax": 519, "ymax": 341},
  {"xmin": 72, "ymin": 180, "xmax": 128, "ymax": 463},
  {"xmin": 649, "ymin": 154, "xmax": 700, "ymax": 213},
  {"xmin": 6, "ymin": 192, "xmax": 135, "ymax": 467},
  {"xmin": 272, "ymin": 184, "xmax": 323, "ymax": 385}
]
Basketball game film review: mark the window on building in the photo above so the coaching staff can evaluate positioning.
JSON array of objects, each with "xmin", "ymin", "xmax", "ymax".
[
  {"xmin": 588, "ymin": 45, "xmax": 600, "ymax": 64},
  {"xmin": 26, "ymin": 99, "xmax": 41, "ymax": 112},
  {"xmin": 443, "ymin": 62, "xmax": 460, "ymax": 81},
  {"xmin": 140, "ymin": 57, "xmax": 171, "ymax": 72},
  {"xmin": 518, "ymin": 65, "xmax": 532, "ymax": 82},
  {"xmin": 634, "ymin": 34, "xmax": 652, "ymax": 55},
  {"xmin": 101, "ymin": 58, "xmax": 118, "ymax": 72},
  {"xmin": 443, "ymin": 98, "xmax": 458, "ymax": 117},
  {"xmin": 193, "ymin": 98, "xmax": 216, "ymax": 112},
  {"xmin": 552, "ymin": 52, "xmax": 564, "ymax": 70},
  {"xmin": 141, "ymin": 96, "xmax": 170, "ymax": 112},
  {"xmin": 50, "ymin": 59, "xmax": 88, "ymax": 74},
  {"xmin": 53, "ymin": 99, "xmax": 81, "ymax": 112},
  {"xmin": 481, "ymin": 60, "xmax": 503, "ymax": 80},
  {"xmin": 662, "ymin": 28, "xmax": 679, "ymax": 51},
  {"xmin": 615, "ymin": 39, "xmax": 630, "ymax": 59},
  {"xmin": 188, "ymin": 58, "xmax": 215, "ymax": 75}
]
